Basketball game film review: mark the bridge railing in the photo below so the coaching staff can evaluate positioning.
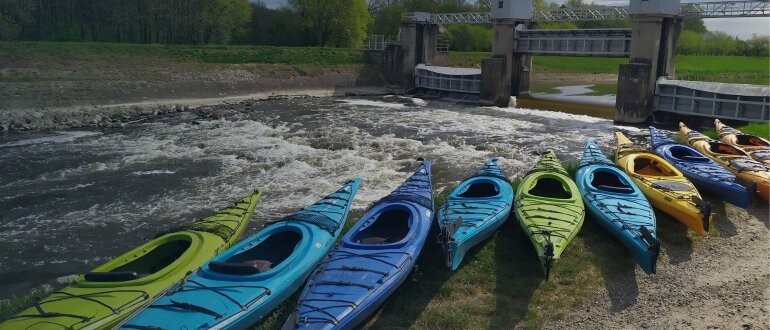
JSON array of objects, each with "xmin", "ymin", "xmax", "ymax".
[
  {"xmin": 680, "ymin": 0, "xmax": 770, "ymax": 18},
  {"xmin": 403, "ymin": 0, "xmax": 770, "ymax": 23},
  {"xmin": 534, "ymin": 6, "xmax": 630, "ymax": 22}
]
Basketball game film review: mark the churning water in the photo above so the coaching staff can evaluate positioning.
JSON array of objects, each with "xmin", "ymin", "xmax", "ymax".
[{"xmin": 0, "ymin": 96, "xmax": 639, "ymax": 298}]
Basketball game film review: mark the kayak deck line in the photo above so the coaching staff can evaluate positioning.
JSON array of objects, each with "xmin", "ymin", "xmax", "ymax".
[{"xmin": 7, "ymin": 288, "xmax": 150, "ymax": 325}]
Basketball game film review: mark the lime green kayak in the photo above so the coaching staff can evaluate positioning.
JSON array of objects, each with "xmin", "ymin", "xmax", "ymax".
[
  {"xmin": 514, "ymin": 150, "xmax": 585, "ymax": 279},
  {"xmin": 0, "ymin": 190, "xmax": 261, "ymax": 330}
]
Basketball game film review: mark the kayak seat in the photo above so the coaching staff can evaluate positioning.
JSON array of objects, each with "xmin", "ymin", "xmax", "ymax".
[
  {"xmin": 225, "ymin": 231, "xmax": 301, "ymax": 269},
  {"xmin": 634, "ymin": 158, "xmax": 675, "ymax": 176},
  {"xmin": 84, "ymin": 271, "xmax": 141, "ymax": 282},
  {"xmin": 209, "ymin": 260, "xmax": 272, "ymax": 275},
  {"xmin": 354, "ymin": 208, "xmax": 410, "ymax": 244},
  {"xmin": 739, "ymin": 135, "xmax": 769, "ymax": 147},
  {"xmin": 711, "ymin": 142, "xmax": 746, "ymax": 156},
  {"xmin": 458, "ymin": 182, "xmax": 499, "ymax": 198},
  {"xmin": 591, "ymin": 170, "xmax": 633, "ymax": 194},
  {"xmin": 109, "ymin": 239, "xmax": 191, "ymax": 276},
  {"xmin": 529, "ymin": 177, "xmax": 571, "ymax": 199},
  {"xmin": 359, "ymin": 236, "xmax": 390, "ymax": 244}
]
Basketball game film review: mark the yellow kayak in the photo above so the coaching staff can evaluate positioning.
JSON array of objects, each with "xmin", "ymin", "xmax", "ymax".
[
  {"xmin": 0, "ymin": 191, "xmax": 261, "ymax": 330},
  {"xmin": 714, "ymin": 119, "xmax": 770, "ymax": 167},
  {"xmin": 615, "ymin": 132, "xmax": 711, "ymax": 235},
  {"xmin": 680, "ymin": 122, "xmax": 770, "ymax": 202}
]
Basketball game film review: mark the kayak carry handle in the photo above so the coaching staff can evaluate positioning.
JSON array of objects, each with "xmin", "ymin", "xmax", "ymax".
[{"xmin": 640, "ymin": 226, "xmax": 659, "ymax": 254}]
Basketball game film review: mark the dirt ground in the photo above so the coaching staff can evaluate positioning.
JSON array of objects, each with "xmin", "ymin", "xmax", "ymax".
[
  {"xmin": 547, "ymin": 202, "xmax": 770, "ymax": 330},
  {"xmin": 0, "ymin": 58, "xmax": 388, "ymax": 130}
]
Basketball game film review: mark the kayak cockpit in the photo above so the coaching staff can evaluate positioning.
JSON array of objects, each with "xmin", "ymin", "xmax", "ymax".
[
  {"xmin": 352, "ymin": 207, "xmax": 411, "ymax": 245},
  {"xmin": 667, "ymin": 146, "xmax": 709, "ymax": 162},
  {"xmin": 529, "ymin": 177, "xmax": 572, "ymax": 199},
  {"xmin": 633, "ymin": 157, "xmax": 677, "ymax": 177},
  {"xmin": 590, "ymin": 170, "xmax": 634, "ymax": 194},
  {"xmin": 736, "ymin": 135, "xmax": 769, "ymax": 147},
  {"xmin": 710, "ymin": 142, "xmax": 749, "ymax": 156},
  {"xmin": 458, "ymin": 181, "xmax": 500, "ymax": 198},
  {"xmin": 86, "ymin": 238, "xmax": 192, "ymax": 282},
  {"xmin": 210, "ymin": 230, "xmax": 302, "ymax": 275}
]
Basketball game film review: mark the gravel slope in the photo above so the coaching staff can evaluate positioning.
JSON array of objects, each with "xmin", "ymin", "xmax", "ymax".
[{"xmin": 547, "ymin": 202, "xmax": 770, "ymax": 330}]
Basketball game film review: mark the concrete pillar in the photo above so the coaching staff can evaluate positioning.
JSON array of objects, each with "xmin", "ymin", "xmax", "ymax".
[
  {"xmin": 616, "ymin": 0, "xmax": 682, "ymax": 123},
  {"xmin": 421, "ymin": 24, "xmax": 440, "ymax": 66},
  {"xmin": 490, "ymin": 19, "xmax": 516, "ymax": 103},
  {"xmin": 400, "ymin": 23, "xmax": 418, "ymax": 91},
  {"xmin": 480, "ymin": 57, "xmax": 508, "ymax": 106},
  {"xmin": 512, "ymin": 53, "xmax": 532, "ymax": 95}
]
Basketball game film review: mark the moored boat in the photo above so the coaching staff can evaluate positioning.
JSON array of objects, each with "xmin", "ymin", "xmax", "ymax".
[
  {"xmin": 715, "ymin": 119, "xmax": 770, "ymax": 167},
  {"xmin": 680, "ymin": 122, "xmax": 770, "ymax": 202},
  {"xmin": 576, "ymin": 139, "xmax": 658, "ymax": 274},
  {"xmin": 0, "ymin": 191, "xmax": 261, "ymax": 330},
  {"xmin": 119, "ymin": 180, "xmax": 361, "ymax": 330},
  {"xmin": 284, "ymin": 161, "xmax": 434, "ymax": 330},
  {"xmin": 615, "ymin": 131, "xmax": 711, "ymax": 235},
  {"xmin": 438, "ymin": 157, "xmax": 513, "ymax": 270},
  {"xmin": 649, "ymin": 126, "xmax": 753, "ymax": 208},
  {"xmin": 514, "ymin": 150, "xmax": 585, "ymax": 279}
]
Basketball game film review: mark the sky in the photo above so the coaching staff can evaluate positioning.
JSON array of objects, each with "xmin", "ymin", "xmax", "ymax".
[{"xmin": 257, "ymin": 0, "xmax": 769, "ymax": 40}]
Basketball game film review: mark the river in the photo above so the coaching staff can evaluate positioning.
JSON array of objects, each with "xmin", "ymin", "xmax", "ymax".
[{"xmin": 0, "ymin": 95, "xmax": 640, "ymax": 298}]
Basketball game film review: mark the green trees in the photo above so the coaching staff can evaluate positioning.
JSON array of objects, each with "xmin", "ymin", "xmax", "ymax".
[
  {"xmin": 289, "ymin": 0, "xmax": 371, "ymax": 47},
  {"xmin": 0, "ymin": 0, "xmax": 252, "ymax": 44}
]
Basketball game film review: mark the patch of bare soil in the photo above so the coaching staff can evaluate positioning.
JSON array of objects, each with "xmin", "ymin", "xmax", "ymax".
[
  {"xmin": 0, "ymin": 59, "xmax": 386, "ymax": 130},
  {"xmin": 546, "ymin": 202, "xmax": 770, "ymax": 330}
]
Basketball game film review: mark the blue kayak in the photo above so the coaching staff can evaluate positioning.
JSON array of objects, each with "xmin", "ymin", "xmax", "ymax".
[
  {"xmin": 119, "ymin": 179, "xmax": 362, "ymax": 330},
  {"xmin": 438, "ymin": 157, "xmax": 513, "ymax": 270},
  {"xmin": 649, "ymin": 126, "xmax": 753, "ymax": 208},
  {"xmin": 576, "ymin": 139, "xmax": 659, "ymax": 274},
  {"xmin": 285, "ymin": 161, "xmax": 434, "ymax": 330}
]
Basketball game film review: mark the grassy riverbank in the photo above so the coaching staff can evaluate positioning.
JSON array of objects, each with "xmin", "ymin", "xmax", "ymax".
[{"xmin": 255, "ymin": 162, "xmax": 721, "ymax": 329}]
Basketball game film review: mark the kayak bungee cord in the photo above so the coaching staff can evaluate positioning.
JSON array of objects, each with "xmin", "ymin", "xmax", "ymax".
[
  {"xmin": 8, "ymin": 289, "xmax": 150, "ymax": 326},
  {"xmin": 296, "ymin": 250, "xmax": 411, "ymax": 327},
  {"xmin": 153, "ymin": 199, "xmax": 254, "ymax": 240}
]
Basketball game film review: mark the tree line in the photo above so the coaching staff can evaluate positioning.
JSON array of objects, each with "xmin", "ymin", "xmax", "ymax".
[{"xmin": 0, "ymin": 0, "xmax": 767, "ymax": 57}]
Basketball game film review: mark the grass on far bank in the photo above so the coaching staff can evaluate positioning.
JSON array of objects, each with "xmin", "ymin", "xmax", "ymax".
[
  {"xmin": 449, "ymin": 52, "xmax": 770, "ymax": 85},
  {"xmin": 702, "ymin": 122, "xmax": 770, "ymax": 140}
]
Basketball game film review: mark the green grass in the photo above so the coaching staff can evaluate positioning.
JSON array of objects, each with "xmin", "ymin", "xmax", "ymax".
[
  {"xmin": 584, "ymin": 84, "xmax": 618, "ymax": 96},
  {"xmin": 702, "ymin": 122, "xmax": 770, "ymax": 140},
  {"xmin": 0, "ymin": 41, "xmax": 370, "ymax": 65},
  {"xmin": 448, "ymin": 52, "xmax": 770, "ymax": 85}
]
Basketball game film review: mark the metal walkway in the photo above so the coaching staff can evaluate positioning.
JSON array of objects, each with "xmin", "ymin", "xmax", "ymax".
[
  {"xmin": 404, "ymin": 0, "xmax": 770, "ymax": 24},
  {"xmin": 516, "ymin": 29, "xmax": 631, "ymax": 57},
  {"xmin": 655, "ymin": 79, "xmax": 770, "ymax": 122}
]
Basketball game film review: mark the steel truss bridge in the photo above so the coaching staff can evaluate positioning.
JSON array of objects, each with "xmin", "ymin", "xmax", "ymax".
[{"xmin": 404, "ymin": 0, "xmax": 769, "ymax": 24}]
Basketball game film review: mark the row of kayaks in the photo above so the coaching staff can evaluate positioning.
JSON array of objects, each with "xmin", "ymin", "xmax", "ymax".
[{"xmin": 2, "ymin": 120, "xmax": 768, "ymax": 330}]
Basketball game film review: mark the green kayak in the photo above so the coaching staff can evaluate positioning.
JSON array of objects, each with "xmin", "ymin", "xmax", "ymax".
[
  {"xmin": 0, "ymin": 190, "xmax": 261, "ymax": 330},
  {"xmin": 514, "ymin": 150, "xmax": 585, "ymax": 279}
]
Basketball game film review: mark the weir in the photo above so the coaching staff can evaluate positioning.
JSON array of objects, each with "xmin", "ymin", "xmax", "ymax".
[{"xmin": 378, "ymin": 0, "xmax": 770, "ymax": 124}]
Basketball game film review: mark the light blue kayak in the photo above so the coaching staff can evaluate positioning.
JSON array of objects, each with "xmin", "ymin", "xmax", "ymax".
[
  {"xmin": 438, "ymin": 157, "xmax": 513, "ymax": 270},
  {"xmin": 576, "ymin": 139, "xmax": 659, "ymax": 274},
  {"xmin": 119, "ymin": 179, "xmax": 361, "ymax": 330}
]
